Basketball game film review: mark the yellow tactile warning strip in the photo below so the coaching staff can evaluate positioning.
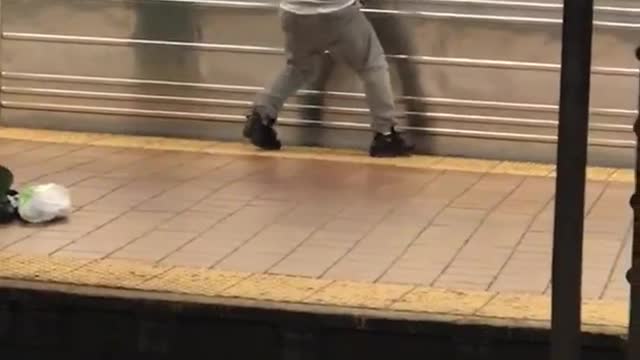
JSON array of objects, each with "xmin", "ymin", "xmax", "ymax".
[
  {"xmin": 0, "ymin": 126, "xmax": 634, "ymax": 183},
  {"xmin": 0, "ymin": 252, "xmax": 628, "ymax": 333}
]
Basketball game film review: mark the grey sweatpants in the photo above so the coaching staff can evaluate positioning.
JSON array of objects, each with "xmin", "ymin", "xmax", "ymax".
[{"xmin": 254, "ymin": 3, "xmax": 397, "ymax": 134}]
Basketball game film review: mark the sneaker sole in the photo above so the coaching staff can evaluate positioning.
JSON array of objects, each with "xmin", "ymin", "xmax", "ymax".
[
  {"xmin": 369, "ymin": 151, "xmax": 412, "ymax": 158},
  {"xmin": 250, "ymin": 133, "xmax": 282, "ymax": 151},
  {"xmin": 252, "ymin": 141, "xmax": 282, "ymax": 151}
]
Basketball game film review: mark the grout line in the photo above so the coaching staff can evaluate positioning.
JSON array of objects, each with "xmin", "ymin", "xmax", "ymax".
[
  {"xmin": 374, "ymin": 169, "xmax": 476, "ymax": 283},
  {"xmin": 542, "ymin": 180, "xmax": 613, "ymax": 296},
  {"xmin": 136, "ymin": 265, "xmax": 177, "ymax": 286},
  {"xmin": 302, "ymin": 279, "xmax": 337, "ymax": 302},
  {"xmin": 208, "ymin": 202, "xmax": 301, "ymax": 270},
  {"xmin": 430, "ymin": 174, "xmax": 529, "ymax": 288},
  {"xmin": 10, "ymin": 145, "xmax": 107, "ymax": 188},
  {"xmin": 156, "ymin": 161, "xmax": 276, "ymax": 265},
  {"xmin": 0, "ymin": 127, "xmax": 632, "ymax": 183},
  {"xmin": 599, "ymin": 221, "xmax": 634, "ymax": 300},
  {"xmin": 486, "ymin": 186, "xmax": 556, "ymax": 291},
  {"xmin": 585, "ymin": 181, "xmax": 612, "ymax": 218},
  {"xmin": 315, "ymin": 188, "xmax": 422, "ymax": 280},
  {"xmin": 102, "ymin": 157, "xmax": 242, "ymax": 261},
  {"xmin": 274, "ymin": 168, "xmax": 446, "ymax": 279},
  {"xmin": 386, "ymin": 285, "xmax": 420, "ymax": 309},
  {"xmin": 472, "ymin": 291, "xmax": 502, "ymax": 316},
  {"xmin": 49, "ymin": 152, "xmax": 182, "ymax": 256},
  {"xmin": 264, "ymin": 207, "xmax": 350, "ymax": 274}
]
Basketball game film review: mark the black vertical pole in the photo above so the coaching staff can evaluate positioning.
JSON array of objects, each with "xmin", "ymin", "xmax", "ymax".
[
  {"xmin": 551, "ymin": 0, "xmax": 594, "ymax": 359},
  {"xmin": 626, "ymin": 47, "xmax": 640, "ymax": 360}
]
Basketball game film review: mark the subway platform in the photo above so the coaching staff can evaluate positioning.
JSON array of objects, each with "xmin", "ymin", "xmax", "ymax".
[{"xmin": 0, "ymin": 127, "xmax": 632, "ymax": 358}]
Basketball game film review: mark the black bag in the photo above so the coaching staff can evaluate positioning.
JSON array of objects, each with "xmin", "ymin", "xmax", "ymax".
[{"xmin": 0, "ymin": 166, "xmax": 18, "ymax": 224}]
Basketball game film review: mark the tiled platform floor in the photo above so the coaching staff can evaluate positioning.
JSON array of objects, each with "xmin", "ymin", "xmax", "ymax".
[{"xmin": 0, "ymin": 138, "xmax": 633, "ymax": 302}]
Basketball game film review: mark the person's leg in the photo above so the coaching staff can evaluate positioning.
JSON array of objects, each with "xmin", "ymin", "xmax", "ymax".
[
  {"xmin": 329, "ymin": 6, "xmax": 396, "ymax": 134},
  {"xmin": 367, "ymin": 12, "xmax": 429, "ymax": 148},
  {"xmin": 300, "ymin": 51, "xmax": 335, "ymax": 122},
  {"xmin": 245, "ymin": 11, "xmax": 323, "ymax": 150},
  {"xmin": 296, "ymin": 51, "xmax": 335, "ymax": 146},
  {"xmin": 253, "ymin": 53, "xmax": 319, "ymax": 121},
  {"xmin": 328, "ymin": 5, "xmax": 412, "ymax": 156}
]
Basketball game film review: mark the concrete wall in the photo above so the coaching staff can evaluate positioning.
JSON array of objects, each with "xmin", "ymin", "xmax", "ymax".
[{"xmin": 0, "ymin": 0, "xmax": 639, "ymax": 166}]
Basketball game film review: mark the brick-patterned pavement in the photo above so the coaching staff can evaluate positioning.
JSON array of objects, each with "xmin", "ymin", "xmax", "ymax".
[{"xmin": 0, "ymin": 139, "xmax": 633, "ymax": 302}]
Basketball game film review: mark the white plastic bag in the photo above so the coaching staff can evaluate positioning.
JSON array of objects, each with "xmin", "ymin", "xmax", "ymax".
[{"xmin": 18, "ymin": 183, "xmax": 72, "ymax": 224}]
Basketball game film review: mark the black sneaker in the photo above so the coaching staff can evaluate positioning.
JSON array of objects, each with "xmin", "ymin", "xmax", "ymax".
[
  {"xmin": 369, "ymin": 128, "xmax": 414, "ymax": 157},
  {"xmin": 243, "ymin": 111, "xmax": 282, "ymax": 151}
]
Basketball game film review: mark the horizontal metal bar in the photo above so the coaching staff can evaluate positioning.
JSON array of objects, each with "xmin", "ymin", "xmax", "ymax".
[
  {"xmin": 2, "ymin": 32, "xmax": 282, "ymax": 54},
  {"xmin": 366, "ymin": 10, "xmax": 640, "ymax": 29},
  {"xmin": 2, "ymin": 71, "xmax": 265, "ymax": 92},
  {"xmin": 3, "ymin": 72, "xmax": 635, "ymax": 118},
  {"xmin": 2, "ymin": 100, "xmax": 633, "ymax": 147},
  {"xmin": 4, "ymin": 32, "xmax": 637, "ymax": 76},
  {"xmin": 1, "ymin": 86, "xmax": 632, "ymax": 133},
  {"xmin": 408, "ymin": 96, "xmax": 636, "ymax": 117},
  {"xmin": 107, "ymin": 0, "xmax": 640, "ymax": 28},
  {"xmin": 419, "ymin": 0, "xmax": 640, "ymax": 16}
]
